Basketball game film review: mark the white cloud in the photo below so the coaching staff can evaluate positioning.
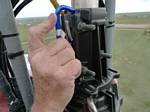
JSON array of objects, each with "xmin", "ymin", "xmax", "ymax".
[{"xmin": 16, "ymin": 0, "xmax": 150, "ymax": 18}]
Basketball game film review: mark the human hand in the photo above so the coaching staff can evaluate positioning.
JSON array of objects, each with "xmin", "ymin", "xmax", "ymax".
[{"xmin": 28, "ymin": 13, "xmax": 81, "ymax": 112}]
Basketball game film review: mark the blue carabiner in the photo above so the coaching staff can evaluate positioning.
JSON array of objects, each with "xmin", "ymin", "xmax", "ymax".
[{"xmin": 55, "ymin": 5, "xmax": 76, "ymax": 38}]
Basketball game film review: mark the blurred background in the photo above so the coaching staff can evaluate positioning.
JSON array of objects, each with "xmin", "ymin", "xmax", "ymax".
[{"xmin": 15, "ymin": 0, "xmax": 150, "ymax": 112}]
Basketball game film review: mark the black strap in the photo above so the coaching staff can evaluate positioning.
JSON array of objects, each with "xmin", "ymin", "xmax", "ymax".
[
  {"xmin": 8, "ymin": 50, "xmax": 24, "ymax": 59},
  {"xmin": 106, "ymin": 24, "xmax": 115, "ymax": 28},
  {"xmin": 0, "ymin": 33, "xmax": 19, "ymax": 38},
  {"xmin": 108, "ymin": 21, "xmax": 115, "ymax": 24}
]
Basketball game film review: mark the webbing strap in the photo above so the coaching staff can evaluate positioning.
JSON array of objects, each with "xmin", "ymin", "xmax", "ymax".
[
  {"xmin": 8, "ymin": 50, "xmax": 24, "ymax": 59},
  {"xmin": 1, "ymin": 33, "xmax": 19, "ymax": 38}
]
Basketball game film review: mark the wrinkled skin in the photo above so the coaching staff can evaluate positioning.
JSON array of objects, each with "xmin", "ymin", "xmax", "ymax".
[{"xmin": 28, "ymin": 13, "xmax": 81, "ymax": 112}]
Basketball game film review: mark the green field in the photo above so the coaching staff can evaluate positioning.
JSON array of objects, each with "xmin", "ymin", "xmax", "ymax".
[
  {"xmin": 16, "ymin": 12, "xmax": 150, "ymax": 112},
  {"xmin": 116, "ymin": 12, "xmax": 150, "ymax": 24},
  {"xmin": 113, "ymin": 29, "xmax": 150, "ymax": 112}
]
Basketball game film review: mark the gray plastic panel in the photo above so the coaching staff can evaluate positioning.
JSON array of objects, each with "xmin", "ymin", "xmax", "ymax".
[{"xmin": 0, "ymin": 0, "xmax": 33, "ymax": 111}]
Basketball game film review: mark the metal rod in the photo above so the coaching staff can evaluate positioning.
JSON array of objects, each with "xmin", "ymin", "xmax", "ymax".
[{"xmin": 105, "ymin": 0, "xmax": 116, "ymax": 67}]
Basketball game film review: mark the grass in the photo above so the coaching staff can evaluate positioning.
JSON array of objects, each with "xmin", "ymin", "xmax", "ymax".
[
  {"xmin": 116, "ymin": 12, "xmax": 150, "ymax": 24},
  {"xmin": 113, "ymin": 29, "xmax": 150, "ymax": 112},
  {"xmin": 17, "ymin": 23, "xmax": 29, "ymax": 52}
]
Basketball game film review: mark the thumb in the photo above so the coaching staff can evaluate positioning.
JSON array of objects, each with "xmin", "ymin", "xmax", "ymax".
[{"xmin": 28, "ymin": 13, "xmax": 57, "ymax": 52}]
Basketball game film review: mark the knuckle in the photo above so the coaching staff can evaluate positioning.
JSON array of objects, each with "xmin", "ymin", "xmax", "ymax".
[
  {"xmin": 28, "ymin": 27, "xmax": 34, "ymax": 34},
  {"xmin": 53, "ymin": 68, "xmax": 65, "ymax": 80},
  {"xmin": 56, "ymin": 38, "xmax": 71, "ymax": 49},
  {"xmin": 39, "ymin": 23, "xmax": 49, "ymax": 32},
  {"xmin": 44, "ymin": 25, "xmax": 50, "ymax": 32},
  {"xmin": 28, "ymin": 26, "xmax": 37, "ymax": 36},
  {"xmin": 29, "ymin": 56, "xmax": 36, "ymax": 66},
  {"xmin": 73, "ymin": 59, "xmax": 82, "ymax": 73},
  {"xmin": 60, "ymin": 38, "xmax": 70, "ymax": 47},
  {"xmin": 65, "ymin": 48, "xmax": 75, "ymax": 57},
  {"xmin": 75, "ymin": 59, "xmax": 82, "ymax": 68}
]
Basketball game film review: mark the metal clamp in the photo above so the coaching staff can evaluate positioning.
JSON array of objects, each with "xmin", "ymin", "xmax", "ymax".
[{"xmin": 55, "ymin": 5, "xmax": 76, "ymax": 38}]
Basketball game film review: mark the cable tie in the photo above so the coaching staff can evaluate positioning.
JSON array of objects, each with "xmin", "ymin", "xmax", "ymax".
[
  {"xmin": 1, "ymin": 33, "xmax": 19, "ymax": 38},
  {"xmin": 8, "ymin": 50, "xmax": 24, "ymax": 59}
]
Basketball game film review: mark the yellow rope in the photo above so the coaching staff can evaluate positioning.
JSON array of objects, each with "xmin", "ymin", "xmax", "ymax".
[
  {"xmin": 50, "ymin": 0, "xmax": 59, "ymax": 8},
  {"xmin": 49, "ymin": 0, "xmax": 64, "ymax": 14}
]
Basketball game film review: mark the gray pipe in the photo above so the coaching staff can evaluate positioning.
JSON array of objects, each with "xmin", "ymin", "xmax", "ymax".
[
  {"xmin": 0, "ymin": 0, "xmax": 33, "ymax": 111},
  {"xmin": 105, "ymin": 0, "xmax": 116, "ymax": 67}
]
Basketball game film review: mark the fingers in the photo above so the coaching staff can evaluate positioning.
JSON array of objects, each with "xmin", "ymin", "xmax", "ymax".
[
  {"xmin": 28, "ymin": 13, "xmax": 57, "ymax": 52},
  {"xmin": 62, "ymin": 59, "xmax": 81, "ymax": 79},
  {"xmin": 54, "ymin": 47, "xmax": 75, "ymax": 66},
  {"xmin": 47, "ymin": 38, "xmax": 72, "ymax": 56}
]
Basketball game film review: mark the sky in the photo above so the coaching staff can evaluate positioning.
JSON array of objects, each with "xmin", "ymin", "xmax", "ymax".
[{"xmin": 16, "ymin": 0, "xmax": 150, "ymax": 18}]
